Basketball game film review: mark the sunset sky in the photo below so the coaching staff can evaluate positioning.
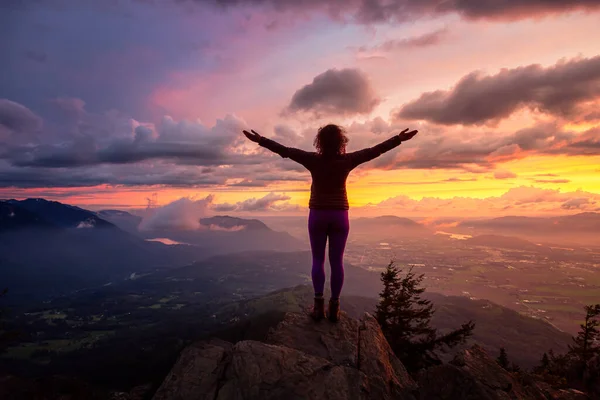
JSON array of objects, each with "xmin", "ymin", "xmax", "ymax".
[{"xmin": 1, "ymin": 0, "xmax": 600, "ymax": 217}]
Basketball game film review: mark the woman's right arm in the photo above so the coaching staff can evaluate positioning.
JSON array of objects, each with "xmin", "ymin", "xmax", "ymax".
[{"xmin": 243, "ymin": 130, "xmax": 314, "ymax": 168}]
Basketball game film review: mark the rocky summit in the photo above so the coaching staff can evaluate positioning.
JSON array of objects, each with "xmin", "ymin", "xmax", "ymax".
[{"xmin": 152, "ymin": 312, "xmax": 590, "ymax": 400}]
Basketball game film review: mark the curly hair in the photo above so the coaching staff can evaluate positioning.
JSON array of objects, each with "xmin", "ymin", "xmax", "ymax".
[{"xmin": 313, "ymin": 124, "xmax": 348, "ymax": 156}]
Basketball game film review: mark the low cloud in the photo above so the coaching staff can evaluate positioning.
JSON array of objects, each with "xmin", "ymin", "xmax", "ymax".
[
  {"xmin": 212, "ymin": 192, "xmax": 292, "ymax": 212},
  {"xmin": 139, "ymin": 195, "xmax": 214, "ymax": 231},
  {"xmin": 287, "ymin": 68, "xmax": 380, "ymax": 116},
  {"xmin": 397, "ymin": 55, "xmax": 600, "ymax": 125}
]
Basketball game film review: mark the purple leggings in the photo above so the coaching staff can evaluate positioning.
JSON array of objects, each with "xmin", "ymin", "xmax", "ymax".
[{"xmin": 308, "ymin": 209, "xmax": 350, "ymax": 299}]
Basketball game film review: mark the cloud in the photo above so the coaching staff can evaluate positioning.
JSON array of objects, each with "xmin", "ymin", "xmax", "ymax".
[
  {"xmin": 360, "ymin": 186, "xmax": 600, "ymax": 217},
  {"xmin": 494, "ymin": 170, "xmax": 517, "ymax": 179},
  {"xmin": 533, "ymin": 179, "xmax": 571, "ymax": 183},
  {"xmin": 397, "ymin": 55, "xmax": 600, "ymax": 125},
  {"xmin": 76, "ymin": 219, "xmax": 96, "ymax": 229},
  {"xmin": 0, "ymin": 100, "xmax": 265, "ymax": 170},
  {"xmin": 357, "ymin": 28, "xmax": 448, "ymax": 54},
  {"xmin": 561, "ymin": 197, "xmax": 592, "ymax": 210},
  {"xmin": 0, "ymin": 99, "xmax": 43, "ymax": 143},
  {"xmin": 196, "ymin": 0, "xmax": 600, "ymax": 24},
  {"xmin": 212, "ymin": 192, "xmax": 292, "ymax": 212},
  {"xmin": 286, "ymin": 68, "xmax": 380, "ymax": 116},
  {"xmin": 139, "ymin": 195, "xmax": 214, "ymax": 231}
]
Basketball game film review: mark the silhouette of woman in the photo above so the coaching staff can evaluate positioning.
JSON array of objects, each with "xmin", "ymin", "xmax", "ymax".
[{"xmin": 243, "ymin": 125, "xmax": 418, "ymax": 322}]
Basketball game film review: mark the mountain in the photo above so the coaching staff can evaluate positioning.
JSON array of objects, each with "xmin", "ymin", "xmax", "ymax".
[
  {"xmin": 0, "ymin": 201, "xmax": 53, "ymax": 231},
  {"xmin": 464, "ymin": 234, "xmax": 543, "ymax": 251},
  {"xmin": 99, "ymin": 209, "xmax": 306, "ymax": 253},
  {"xmin": 0, "ymin": 199, "xmax": 205, "ymax": 304},
  {"xmin": 351, "ymin": 215, "xmax": 432, "ymax": 240},
  {"xmin": 199, "ymin": 215, "xmax": 271, "ymax": 231},
  {"xmin": 455, "ymin": 213, "xmax": 600, "ymax": 246},
  {"xmin": 353, "ymin": 215, "xmax": 427, "ymax": 229},
  {"xmin": 7, "ymin": 198, "xmax": 113, "ymax": 229},
  {"xmin": 140, "ymin": 218, "xmax": 305, "ymax": 254},
  {"xmin": 96, "ymin": 209, "xmax": 143, "ymax": 235}
]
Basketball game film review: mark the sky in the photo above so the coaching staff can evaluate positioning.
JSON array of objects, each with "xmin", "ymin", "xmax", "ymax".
[{"xmin": 1, "ymin": 0, "xmax": 600, "ymax": 218}]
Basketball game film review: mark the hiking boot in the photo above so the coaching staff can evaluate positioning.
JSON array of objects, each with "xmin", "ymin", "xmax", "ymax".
[
  {"xmin": 310, "ymin": 297, "xmax": 325, "ymax": 321},
  {"xmin": 328, "ymin": 298, "xmax": 340, "ymax": 322}
]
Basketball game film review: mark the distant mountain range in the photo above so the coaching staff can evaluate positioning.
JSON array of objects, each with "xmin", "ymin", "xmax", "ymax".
[
  {"xmin": 0, "ymin": 199, "xmax": 305, "ymax": 304},
  {"xmin": 99, "ymin": 209, "xmax": 305, "ymax": 255},
  {"xmin": 464, "ymin": 234, "xmax": 543, "ymax": 251},
  {"xmin": 0, "ymin": 199, "xmax": 203, "ymax": 303},
  {"xmin": 453, "ymin": 212, "xmax": 600, "ymax": 246}
]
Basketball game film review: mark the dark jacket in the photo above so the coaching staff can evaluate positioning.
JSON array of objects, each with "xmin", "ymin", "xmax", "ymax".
[{"xmin": 258, "ymin": 135, "xmax": 402, "ymax": 210}]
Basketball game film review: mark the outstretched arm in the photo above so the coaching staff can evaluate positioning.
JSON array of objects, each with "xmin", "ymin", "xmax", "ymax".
[
  {"xmin": 347, "ymin": 128, "xmax": 418, "ymax": 169},
  {"xmin": 243, "ymin": 129, "xmax": 313, "ymax": 168}
]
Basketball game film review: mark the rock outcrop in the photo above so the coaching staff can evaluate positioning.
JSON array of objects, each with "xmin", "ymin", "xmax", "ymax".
[
  {"xmin": 152, "ymin": 312, "xmax": 417, "ymax": 400},
  {"xmin": 153, "ymin": 312, "xmax": 590, "ymax": 400}
]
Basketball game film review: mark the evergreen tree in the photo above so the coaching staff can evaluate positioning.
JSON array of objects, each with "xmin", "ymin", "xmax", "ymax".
[
  {"xmin": 375, "ymin": 261, "xmax": 400, "ymax": 332},
  {"xmin": 497, "ymin": 347, "xmax": 510, "ymax": 370},
  {"xmin": 534, "ymin": 352, "xmax": 551, "ymax": 374},
  {"xmin": 541, "ymin": 352, "xmax": 550, "ymax": 370},
  {"xmin": 568, "ymin": 304, "xmax": 600, "ymax": 377},
  {"xmin": 375, "ymin": 261, "xmax": 475, "ymax": 372}
]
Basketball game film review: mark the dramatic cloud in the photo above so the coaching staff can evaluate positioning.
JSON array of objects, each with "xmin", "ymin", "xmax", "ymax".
[
  {"xmin": 139, "ymin": 195, "xmax": 214, "ymax": 231},
  {"xmin": 199, "ymin": 0, "xmax": 600, "ymax": 24},
  {"xmin": 287, "ymin": 68, "xmax": 380, "ymax": 116},
  {"xmin": 397, "ymin": 55, "xmax": 600, "ymax": 125},
  {"xmin": 0, "ymin": 99, "xmax": 264, "ymax": 169}
]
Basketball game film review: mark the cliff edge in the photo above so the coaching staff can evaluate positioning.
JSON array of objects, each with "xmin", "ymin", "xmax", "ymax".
[{"xmin": 152, "ymin": 312, "xmax": 589, "ymax": 400}]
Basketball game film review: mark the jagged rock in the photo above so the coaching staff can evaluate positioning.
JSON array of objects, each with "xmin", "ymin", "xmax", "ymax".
[
  {"xmin": 267, "ymin": 312, "xmax": 417, "ymax": 398},
  {"xmin": 152, "ymin": 339, "xmax": 233, "ymax": 400},
  {"xmin": 153, "ymin": 312, "xmax": 416, "ymax": 400},
  {"xmin": 419, "ymin": 345, "xmax": 590, "ymax": 400}
]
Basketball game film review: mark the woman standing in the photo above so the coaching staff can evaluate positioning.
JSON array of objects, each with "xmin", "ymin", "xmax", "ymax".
[{"xmin": 243, "ymin": 125, "xmax": 418, "ymax": 322}]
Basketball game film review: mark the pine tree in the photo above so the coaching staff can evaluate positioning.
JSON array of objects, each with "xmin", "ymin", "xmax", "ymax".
[
  {"xmin": 541, "ymin": 352, "xmax": 550, "ymax": 370},
  {"xmin": 534, "ymin": 352, "xmax": 551, "ymax": 374},
  {"xmin": 375, "ymin": 261, "xmax": 475, "ymax": 372},
  {"xmin": 375, "ymin": 261, "xmax": 400, "ymax": 332},
  {"xmin": 497, "ymin": 347, "xmax": 510, "ymax": 370},
  {"xmin": 568, "ymin": 304, "xmax": 600, "ymax": 377}
]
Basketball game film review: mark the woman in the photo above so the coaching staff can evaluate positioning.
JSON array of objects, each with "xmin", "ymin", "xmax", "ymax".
[{"xmin": 243, "ymin": 125, "xmax": 418, "ymax": 322}]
